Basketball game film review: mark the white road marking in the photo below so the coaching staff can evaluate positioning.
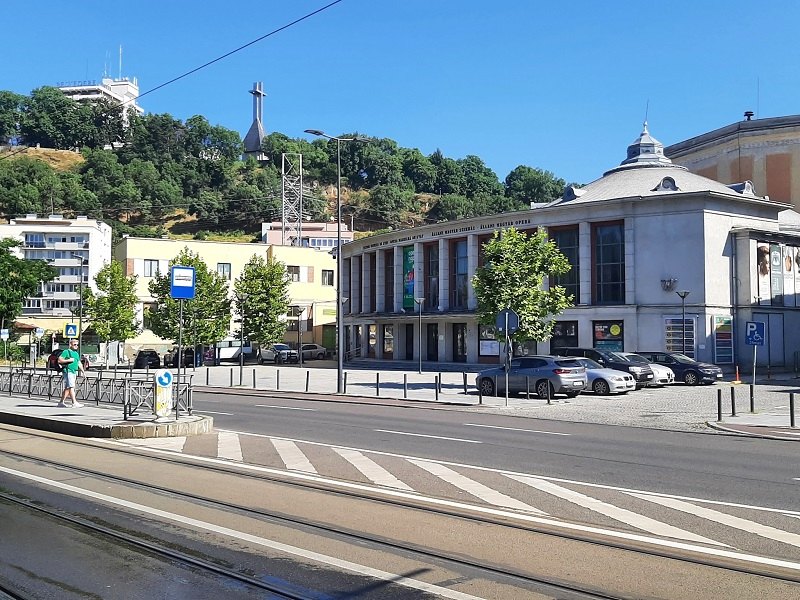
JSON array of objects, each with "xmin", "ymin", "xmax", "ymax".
[
  {"xmin": 0, "ymin": 466, "xmax": 483, "ymax": 600},
  {"xmin": 508, "ymin": 475, "xmax": 724, "ymax": 546},
  {"xmin": 271, "ymin": 439, "xmax": 316, "ymax": 473},
  {"xmin": 198, "ymin": 410, "xmax": 234, "ymax": 415},
  {"xmin": 629, "ymin": 493, "xmax": 800, "ymax": 549},
  {"xmin": 123, "ymin": 437, "xmax": 188, "ymax": 451},
  {"xmin": 375, "ymin": 430, "xmax": 482, "ymax": 444},
  {"xmin": 216, "ymin": 431, "xmax": 243, "ymax": 462},
  {"xmin": 776, "ymin": 431, "xmax": 800, "ymax": 436},
  {"xmin": 254, "ymin": 405, "xmax": 316, "ymax": 411},
  {"xmin": 333, "ymin": 448, "xmax": 413, "ymax": 491},
  {"xmin": 409, "ymin": 460, "xmax": 545, "ymax": 514},
  {"xmin": 463, "ymin": 423, "xmax": 571, "ymax": 436}
]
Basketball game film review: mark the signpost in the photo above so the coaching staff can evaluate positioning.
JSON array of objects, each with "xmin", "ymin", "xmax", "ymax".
[
  {"xmin": 64, "ymin": 323, "xmax": 79, "ymax": 338},
  {"xmin": 1, "ymin": 329, "xmax": 8, "ymax": 368},
  {"xmin": 745, "ymin": 320, "xmax": 765, "ymax": 385},
  {"xmin": 495, "ymin": 308, "xmax": 520, "ymax": 407},
  {"xmin": 170, "ymin": 266, "xmax": 196, "ymax": 385},
  {"xmin": 153, "ymin": 369, "xmax": 174, "ymax": 421}
]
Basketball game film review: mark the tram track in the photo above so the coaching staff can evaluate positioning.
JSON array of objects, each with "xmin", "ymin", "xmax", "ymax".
[{"xmin": 0, "ymin": 427, "xmax": 799, "ymax": 598}]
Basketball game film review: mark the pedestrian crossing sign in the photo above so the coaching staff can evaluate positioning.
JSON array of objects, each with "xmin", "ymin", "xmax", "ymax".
[{"xmin": 64, "ymin": 323, "xmax": 79, "ymax": 338}]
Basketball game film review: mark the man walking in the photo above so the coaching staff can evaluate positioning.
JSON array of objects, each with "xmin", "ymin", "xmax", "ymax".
[{"xmin": 58, "ymin": 339, "xmax": 84, "ymax": 408}]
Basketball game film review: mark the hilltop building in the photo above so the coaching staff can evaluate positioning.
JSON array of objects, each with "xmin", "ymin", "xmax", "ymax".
[
  {"xmin": 58, "ymin": 76, "xmax": 144, "ymax": 125},
  {"xmin": 340, "ymin": 124, "xmax": 800, "ymax": 370},
  {"xmin": 261, "ymin": 220, "xmax": 354, "ymax": 247}
]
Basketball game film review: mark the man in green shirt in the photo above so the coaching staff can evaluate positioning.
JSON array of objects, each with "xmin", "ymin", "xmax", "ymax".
[{"xmin": 58, "ymin": 339, "xmax": 85, "ymax": 408}]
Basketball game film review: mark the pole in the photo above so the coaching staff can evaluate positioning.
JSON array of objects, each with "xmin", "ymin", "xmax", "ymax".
[
  {"xmin": 239, "ymin": 300, "xmax": 245, "ymax": 386},
  {"xmin": 178, "ymin": 299, "xmax": 184, "ymax": 384},
  {"xmin": 504, "ymin": 310, "xmax": 509, "ymax": 408},
  {"xmin": 78, "ymin": 263, "xmax": 84, "ymax": 358},
  {"xmin": 298, "ymin": 309, "xmax": 303, "ymax": 368},
  {"xmin": 752, "ymin": 345, "xmax": 757, "ymax": 386},
  {"xmin": 418, "ymin": 300, "xmax": 423, "ymax": 374},
  {"xmin": 681, "ymin": 295, "xmax": 686, "ymax": 355},
  {"xmin": 336, "ymin": 138, "xmax": 344, "ymax": 394}
]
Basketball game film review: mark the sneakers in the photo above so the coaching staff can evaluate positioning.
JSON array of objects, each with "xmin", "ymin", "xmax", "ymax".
[
  {"xmin": 57, "ymin": 402, "xmax": 67, "ymax": 408},
  {"xmin": 71, "ymin": 402, "xmax": 84, "ymax": 409}
]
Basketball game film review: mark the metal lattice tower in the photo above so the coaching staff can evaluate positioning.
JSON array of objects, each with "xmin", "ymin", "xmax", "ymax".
[{"xmin": 281, "ymin": 153, "xmax": 303, "ymax": 246}]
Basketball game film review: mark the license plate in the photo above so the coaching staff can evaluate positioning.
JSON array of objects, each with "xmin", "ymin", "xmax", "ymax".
[
  {"xmin": 646, "ymin": 374, "xmax": 653, "ymax": 379},
  {"xmin": 573, "ymin": 381, "xmax": 583, "ymax": 386},
  {"xmin": 716, "ymin": 373, "xmax": 722, "ymax": 378}
]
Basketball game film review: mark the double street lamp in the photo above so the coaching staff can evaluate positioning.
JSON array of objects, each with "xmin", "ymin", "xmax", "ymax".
[
  {"xmin": 304, "ymin": 129, "xmax": 368, "ymax": 394},
  {"xmin": 70, "ymin": 253, "xmax": 87, "ymax": 357},
  {"xmin": 414, "ymin": 296, "xmax": 425, "ymax": 374},
  {"xmin": 675, "ymin": 290, "xmax": 691, "ymax": 355},
  {"xmin": 237, "ymin": 293, "xmax": 248, "ymax": 385}
]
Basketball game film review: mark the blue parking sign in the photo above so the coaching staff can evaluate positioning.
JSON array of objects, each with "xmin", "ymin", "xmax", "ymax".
[{"xmin": 745, "ymin": 321, "xmax": 765, "ymax": 346}]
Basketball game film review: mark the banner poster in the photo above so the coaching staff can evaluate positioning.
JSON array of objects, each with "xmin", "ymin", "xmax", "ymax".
[
  {"xmin": 402, "ymin": 245, "xmax": 415, "ymax": 309},
  {"xmin": 796, "ymin": 247, "xmax": 800, "ymax": 308},
  {"xmin": 770, "ymin": 243, "xmax": 784, "ymax": 306},
  {"xmin": 755, "ymin": 241, "xmax": 770, "ymax": 304},
  {"xmin": 713, "ymin": 316, "xmax": 733, "ymax": 364},
  {"xmin": 784, "ymin": 246, "xmax": 796, "ymax": 307}
]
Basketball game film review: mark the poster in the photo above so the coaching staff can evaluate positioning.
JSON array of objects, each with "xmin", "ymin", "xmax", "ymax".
[
  {"xmin": 713, "ymin": 316, "xmax": 733, "ymax": 364},
  {"xmin": 402, "ymin": 246, "xmax": 415, "ymax": 309},
  {"xmin": 770, "ymin": 243, "xmax": 783, "ymax": 306},
  {"xmin": 756, "ymin": 242, "xmax": 770, "ymax": 305},
  {"xmin": 784, "ymin": 246, "xmax": 796, "ymax": 307}
]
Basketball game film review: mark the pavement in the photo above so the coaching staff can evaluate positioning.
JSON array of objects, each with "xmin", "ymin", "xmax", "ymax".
[{"xmin": 0, "ymin": 360, "xmax": 797, "ymax": 440}]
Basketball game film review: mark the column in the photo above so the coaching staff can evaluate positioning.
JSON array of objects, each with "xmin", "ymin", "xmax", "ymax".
[
  {"xmin": 438, "ymin": 238, "xmax": 449, "ymax": 310},
  {"xmin": 393, "ymin": 246, "xmax": 403, "ymax": 313},
  {"xmin": 351, "ymin": 255, "xmax": 361, "ymax": 314},
  {"xmin": 342, "ymin": 258, "xmax": 351, "ymax": 315},
  {"xmin": 579, "ymin": 222, "xmax": 591, "ymax": 305},
  {"xmin": 375, "ymin": 250, "xmax": 386, "ymax": 312},
  {"xmin": 467, "ymin": 234, "xmax": 479, "ymax": 309},
  {"xmin": 361, "ymin": 252, "xmax": 371, "ymax": 313}
]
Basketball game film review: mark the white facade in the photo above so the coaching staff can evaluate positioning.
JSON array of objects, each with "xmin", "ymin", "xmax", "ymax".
[
  {"xmin": 341, "ymin": 126, "xmax": 800, "ymax": 369},
  {"xmin": 261, "ymin": 221, "xmax": 354, "ymax": 247},
  {"xmin": 58, "ymin": 77, "xmax": 144, "ymax": 124},
  {"xmin": 0, "ymin": 214, "xmax": 112, "ymax": 326}
]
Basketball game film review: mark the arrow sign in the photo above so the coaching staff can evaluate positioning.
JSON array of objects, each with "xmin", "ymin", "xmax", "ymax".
[{"xmin": 155, "ymin": 369, "xmax": 174, "ymax": 388}]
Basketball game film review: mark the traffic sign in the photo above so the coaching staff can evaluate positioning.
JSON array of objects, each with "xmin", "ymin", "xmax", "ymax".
[
  {"xmin": 153, "ymin": 369, "xmax": 174, "ymax": 420},
  {"xmin": 0, "ymin": 329, "xmax": 8, "ymax": 341},
  {"xmin": 64, "ymin": 323, "xmax": 79, "ymax": 338},
  {"xmin": 170, "ymin": 266, "xmax": 196, "ymax": 300},
  {"xmin": 155, "ymin": 369, "xmax": 173, "ymax": 388},
  {"xmin": 34, "ymin": 327, "xmax": 44, "ymax": 339},
  {"xmin": 495, "ymin": 308, "xmax": 520, "ymax": 334},
  {"xmin": 745, "ymin": 321, "xmax": 765, "ymax": 346}
]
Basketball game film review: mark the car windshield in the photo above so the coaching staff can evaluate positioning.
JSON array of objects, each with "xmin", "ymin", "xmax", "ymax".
[
  {"xmin": 274, "ymin": 344, "xmax": 290, "ymax": 351},
  {"xmin": 670, "ymin": 353, "xmax": 696, "ymax": 364},
  {"xmin": 554, "ymin": 359, "xmax": 582, "ymax": 368},
  {"xmin": 600, "ymin": 351, "xmax": 626, "ymax": 361},
  {"xmin": 622, "ymin": 353, "xmax": 649, "ymax": 364},
  {"xmin": 578, "ymin": 358, "xmax": 602, "ymax": 369}
]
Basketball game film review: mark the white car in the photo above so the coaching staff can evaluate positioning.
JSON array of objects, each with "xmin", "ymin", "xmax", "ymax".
[
  {"xmin": 300, "ymin": 344, "xmax": 329, "ymax": 360},
  {"xmin": 573, "ymin": 357, "xmax": 636, "ymax": 395},
  {"xmin": 620, "ymin": 352, "xmax": 675, "ymax": 387}
]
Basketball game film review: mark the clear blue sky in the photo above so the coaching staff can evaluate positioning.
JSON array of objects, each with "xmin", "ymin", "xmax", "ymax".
[{"xmin": 5, "ymin": 0, "xmax": 800, "ymax": 185}]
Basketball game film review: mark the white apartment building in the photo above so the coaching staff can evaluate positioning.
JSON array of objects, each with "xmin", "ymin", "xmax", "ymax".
[
  {"xmin": 0, "ymin": 214, "xmax": 112, "ymax": 332},
  {"xmin": 261, "ymin": 221, "xmax": 354, "ymax": 248},
  {"xmin": 58, "ymin": 76, "xmax": 144, "ymax": 125}
]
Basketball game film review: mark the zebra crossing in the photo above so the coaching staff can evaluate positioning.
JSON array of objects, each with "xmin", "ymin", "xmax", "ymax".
[{"xmin": 119, "ymin": 429, "xmax": 800, "ymax": 563}]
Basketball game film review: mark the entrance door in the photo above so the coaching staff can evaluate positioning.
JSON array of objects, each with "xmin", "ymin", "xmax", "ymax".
[
  {"xmin": 405, "ymin": 324, "xmax": 414, "ymax": 360},
  {"xmin": 426, "ymin": 323, "xmax": 438, "ymax": 362},
  {"xmin": 453, "ymin": 323, "xmax": 467, "ymax": 362}
]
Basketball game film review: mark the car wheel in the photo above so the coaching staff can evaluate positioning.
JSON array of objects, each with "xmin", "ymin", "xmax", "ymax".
[
  {"xmin": 536, "ymin": 379, "xmax": 554, "ymax": 400},
  {"xmin": 316, "ymin": 353, "xmax": 324, "ymax": 360},
  {"xmin": 274, "ymin": 356, "xmax": 280, "ymax": 364},
  {"xmin": 593, "ymin": 379, "xmax": 610, "ymax": 395},
  {"xmin": 683, "ymin": 371, "xmax": 699, "ymax": 386},
  {"xmin": 478, "ymin": 378, "xmax": 495, "ymax": 396},
  {"xmin": 259, "ymin": 357, "xmax": 265, "ymax": 365}
]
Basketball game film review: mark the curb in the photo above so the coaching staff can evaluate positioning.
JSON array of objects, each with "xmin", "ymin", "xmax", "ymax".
[{"xmin": 705, "ymin": 420, "xmax": 800, "ymax": 441}]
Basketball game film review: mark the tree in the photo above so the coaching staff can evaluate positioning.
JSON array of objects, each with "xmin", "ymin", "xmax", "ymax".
[
  {"xmin": 0, "ymin": 238, "xmax": 57, "ymax": 330},
  {"xmin": 147, "ymin": 249, "xmax": 232, "ymax": 346},
  {"xmin": 458, "ymin": 155, "xmax": 504, "ymax": 198},
  {"xmin": 82, "ymin": 260, "xmax": 140, "ymax": 361},
  {"xmin": 504, "ymin": 165, "xmax": 565, "ymax": 205},
  {"xmin": 19, "ymin": 86, "xmax": 90, "ymax": 149},
  {"xmin": 472, "ymin": 227, "xmax": 573, "ymax": 343},
  {"xmin": 0, "ymin": 91, "xmax": 24, "ymax": 144},
  {"xmin": 232, "ymin": 254, "xmax": 290, "ymax": 347}
]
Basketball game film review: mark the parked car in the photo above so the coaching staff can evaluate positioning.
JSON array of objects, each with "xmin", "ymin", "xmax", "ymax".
[
  {"xmin": 259, "ymin": 343, "xmax": 299, "ymax": 364},
  {"xmin": 299, "ymin": 343, "xmax": 328, "ymax": 360},
  {"xmin": 618, "ymin": 352, "xmax": 675, "ymax": 387},
  {"xmin": 635, "ymin": 351, "xmax": 723, "ymax": 385},
  {"xmin": 47, "ymin": 349, "xmax": 89, "ymax": 371},
  {"xmin": 475, "ymin": 355, "xmax": 587, "ymax": 398},
  {"xmin": 167, "ymin": 347, "xmax": 199, "ymax": 367},
  {"xmin": 133, "ymin": 349, "xmax": 161, "ymax": 369},
  {"xmin": 559, "ymin": 348, "xmax": 654, "ymax": 389},
  {"xmin": 571, "ymin": 357, "xmax": 636, "ymax": 395}
]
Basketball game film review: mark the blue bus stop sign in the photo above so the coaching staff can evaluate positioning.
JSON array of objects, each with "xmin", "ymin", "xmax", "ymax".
[
  {"xmin": 745, "ymin": 321, "xmax": 765, "ymax": 346},
  {"xmin": 170, "ymin": 266, "xmax": 196, "ymax": 300}
]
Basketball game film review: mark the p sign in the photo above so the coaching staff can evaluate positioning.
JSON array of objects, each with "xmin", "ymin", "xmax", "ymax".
[{"xmin": 745, "ymin": 321, "xmax": 765, "ymax": 346}]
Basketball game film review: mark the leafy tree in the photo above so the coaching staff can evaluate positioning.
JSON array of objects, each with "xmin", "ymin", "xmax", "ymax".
[
  {"xmin": 427, "ymin": 193, "xmax": 488, "ymax": 222},
  {"xmin": 400, "ymin": 148, "xmax": 437, "ymax": 193},
  {"xmin": 472, "ymin": 227, "xmax": 573, "ymax": 343},
  {"xmin": 19, "ymin": 86, "xmax": 91, "ymax": 149},
  {"xmin": 0, "ymin": 238, "xmax": 58, "ymax": 330},
  {"xmin": 458, "ymin": 155, "xmax": 504, "ymax": 197},
  {"xmin": 82, "ymin": 260, "xmax": 140, "ymax": 360},
  {"xmin": 505, "ymin": 165, "xmax": 565, "ymax": 205},
  {"xmin": 0, "ymin": 91, "xmax": 24, "ymax": 144},
  {"xmin": 80, "ymin": 148, "xmax": 142, "ymax": 217},
  {"xmin": 147, "ymin": 248, "xmax": 232, "ymax": 346},
  {"xmin": 429, "ymin": 149, "xmax": 465, "ymax": 195},
  {"xmin": 232, "ymin": 254, "xmax": 291, "ymax": 347},
  {"xmin": 363, "ymin": 184, "xmax": 416, "ymax": 226}
]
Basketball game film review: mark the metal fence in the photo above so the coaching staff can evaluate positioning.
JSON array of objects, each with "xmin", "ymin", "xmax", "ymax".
[{"xmin": 0, "ymin": 369, "xmax": 193, "ymax": 420}]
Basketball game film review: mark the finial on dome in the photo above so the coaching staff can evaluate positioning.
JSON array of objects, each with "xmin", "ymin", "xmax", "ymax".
[{"xmin": 642, "ymin": 120, "xmax": 649, "ymax": 134}]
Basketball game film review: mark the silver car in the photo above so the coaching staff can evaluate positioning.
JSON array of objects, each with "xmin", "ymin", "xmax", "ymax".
[
  {"xmin": 259, "ymin": 343, "xmax": 299, "ymax": 364},
  {"xmin": 573, "ymin": 357, "xmax": 636, "ymax": 395},
  {"xmin": 619, "ymin": 352, "xmax": 675, "ymax": 387},
  {"xmin": 475, "ymin": 355, "xmax": 587, "ymax": 399}
]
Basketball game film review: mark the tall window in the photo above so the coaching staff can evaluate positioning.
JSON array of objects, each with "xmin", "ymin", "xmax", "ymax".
[
  {"xmin": 424, "ymin": 243, "xmax": 439, "ymax": 309},
  {"xmin": 217, "ymin": 262, "xmax": 232, "ymax": 281},
  {"xmin": 384, "ymin": 251, "xmax": 394, "ymax": 311},
  {"xmin": 592, "ymin": 222, "xmax": 625, "ymax": 304},
  {"xmin": 144, "ymin": 259, "xmax": 159, "ymax": 277},
  {"xmin": 321, "ymin": 269, "xmax": 334, "ymax": 286},
  {"xmin": 550, "ymin": 227, "xmax": 579, "ymax": 302},
  {"xmin": 451, "ymin": 240, "xmax": 468, "ymax": 309},
  {"xmin": 287, "ymin": 265, "xmax": 300, "ymax": 282}
]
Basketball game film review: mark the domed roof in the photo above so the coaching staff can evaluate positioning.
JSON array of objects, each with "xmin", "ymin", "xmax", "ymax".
[{"xmin": 604, "ymin": 121, "xmax": 680, "ymax": 175}]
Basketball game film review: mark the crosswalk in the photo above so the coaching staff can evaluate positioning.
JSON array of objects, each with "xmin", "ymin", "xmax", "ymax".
[{"xmin": 118, "ymin": 429, "xmax": 800, "ymax": 563}]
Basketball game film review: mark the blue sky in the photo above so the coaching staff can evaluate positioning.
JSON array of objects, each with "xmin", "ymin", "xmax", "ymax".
[{"xmin": 4, "ymin": 1, "xmax": 800, "ymax": 185}]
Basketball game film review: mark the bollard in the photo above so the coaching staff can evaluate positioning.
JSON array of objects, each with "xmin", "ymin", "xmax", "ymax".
[
  {"xmin": 730, "ymin": 386, "xmax": 737, "ymax": 417},
  {"xmin": 749, "ymin": 384, "xmax": 755, "ymax": 413},
  {"xmin": 230, "ymin": 367, "xmax": 234, "ymax": 387},
  {"xmin": 253, "ymin": 368, "xmax": 256, "ymax": 389},
  {"xmin": 306, "ymin": 371, "xmax": 311, "ymax": 393},
  {"xmin": 435, "ymin": 376, "xmax": 439, "ymax": 402},
  {"xmin": 277, "ymin": 369, "xmax": 280, "ymax": 390},
  {"xmin": 791, "ymin": 393, "xmax": 796, "ymax": 428},
  {"xmin": 547, "ymin": 383, "xmax": 551, "ymax": 405},
  {"xmin": 146, "ymin": 364, "xmax": 149, "ymax": 378},
  {"xmin": 462, "ymin": 372, "xmax": 468, "ymax": 395},
  {"xmin": 493, "ymin": 376, "xmax": 498, "ymax": 397},
  {"xmin": 27, "ymin": 373, "xmax": 32, "ymax": 397},
  {"xmin": 717, "ymin": 388, "xmax": 723, "ymax": 422},
  {"xmin": 404, "ymin": 373, "xmax": 408, "ymax": 399},
  {"xmin": 438, "ymin": 372, "xmax": 442, "ymax": 393},
  {"xmin": 206, "ymin": 368, "xmax": 210, "ymax": 386},
  {"xmin": 376, "ymin": 373, "xmax": 380, "ymax": 396},
  {"xmin": 343, "ymin": 371, "xmax": 348, "ymax": 394},
  {"xmin": 526, "ymin": 376, "xmax": 530, "ymax": 401},
  {"xmin": 478, "ymin": 384, "xmax": 483, "ymax": 405}
]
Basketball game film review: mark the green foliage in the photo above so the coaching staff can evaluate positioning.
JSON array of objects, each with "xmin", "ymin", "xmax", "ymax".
[
  {"xmin": 0, "ymin": 91, "xmax": 25, "ymax": 144},
  {"xmin": 472, "ymin": 228, "xmax": 573, "ymax": 342},
  {"xmin": 147, "ymin": 248, "xmax": 232, "ymax": 345},
  {"xmin": 0, "ymin": 238, "xmax": 58, "ymax": 330},
  {"xmin": 82, "ymin": 260, "xmax": 140, "ymax": 343},
  {"xmin": 505, "ymin": 165, "xmax": 565, "ymax": 205},
  {"xmin": 233, "ymin": 254, "xmax": 291, "ymax": 347}
]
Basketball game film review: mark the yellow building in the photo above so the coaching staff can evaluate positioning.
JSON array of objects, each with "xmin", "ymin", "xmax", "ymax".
[{"xmin": 113, "ymin": 236, "xmax": 337, "ymax": 354}]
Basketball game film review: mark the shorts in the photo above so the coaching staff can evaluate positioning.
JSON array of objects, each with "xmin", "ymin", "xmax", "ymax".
[{"xmin": 63, "ymin": 371, "xmax": 77, "ymax": 389}]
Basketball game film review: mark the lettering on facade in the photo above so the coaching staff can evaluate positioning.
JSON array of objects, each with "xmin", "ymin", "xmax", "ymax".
[{"xmin": 363, "ymin": 233, "xmax": 424, "ymax": 251}]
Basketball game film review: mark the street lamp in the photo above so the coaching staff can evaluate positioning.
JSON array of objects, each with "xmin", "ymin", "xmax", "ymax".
[
  {"xmin": 237, "ymin": 293, "xmax": 248, "ymax": 385},
  {"xmin": 676, "ymin": 290, "xmax": 691, "ymax": 355},
  {"xmin": 414, "ymin": 296, "xmax": 425, "ymax": 374},
  {"xmin": 304, "ymin": 129, "xmax": 368, "ymax": 394},
  {"xmin": 70, "ymin": 253, "xmax": 87, "ymax": 357}
]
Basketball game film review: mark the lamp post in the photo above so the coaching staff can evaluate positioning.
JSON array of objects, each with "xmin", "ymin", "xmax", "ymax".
[
  {"xmin": 304, "ymin": 129, "xmax": 368, "ymax": 394},
  {"xmin": 70, "ymin": 253, "xmax": 86, "ymax": 357},
  {"xmin": 238, "ymin": 293, "xmax": 247, "ymax": 385},
  {"xmin": 676, "ymin": 290, "xmax": 691, "ymax": 355},
  {"xmin": 415, "ymin": 296, "xmax": 425, "ymax": 374}
]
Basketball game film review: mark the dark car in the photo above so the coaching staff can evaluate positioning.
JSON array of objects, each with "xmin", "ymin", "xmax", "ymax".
[
  {"xmin": 169, "ymin": 347, "xmax": 199, "ymax": 367},
  {"xmin": 47, "ymin": 349, "xmax": 89, "ymax": 371},
  {"xmin": 636, "ymin": 351, "xmax": 723, "ymax": 385},
  {"xmin": 134, "ymin": 349, "xmax": 161, "ymax": 369},
  {"xmin": 559, "ymin": 347, "xmax": 654, "ymax": 389}
]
